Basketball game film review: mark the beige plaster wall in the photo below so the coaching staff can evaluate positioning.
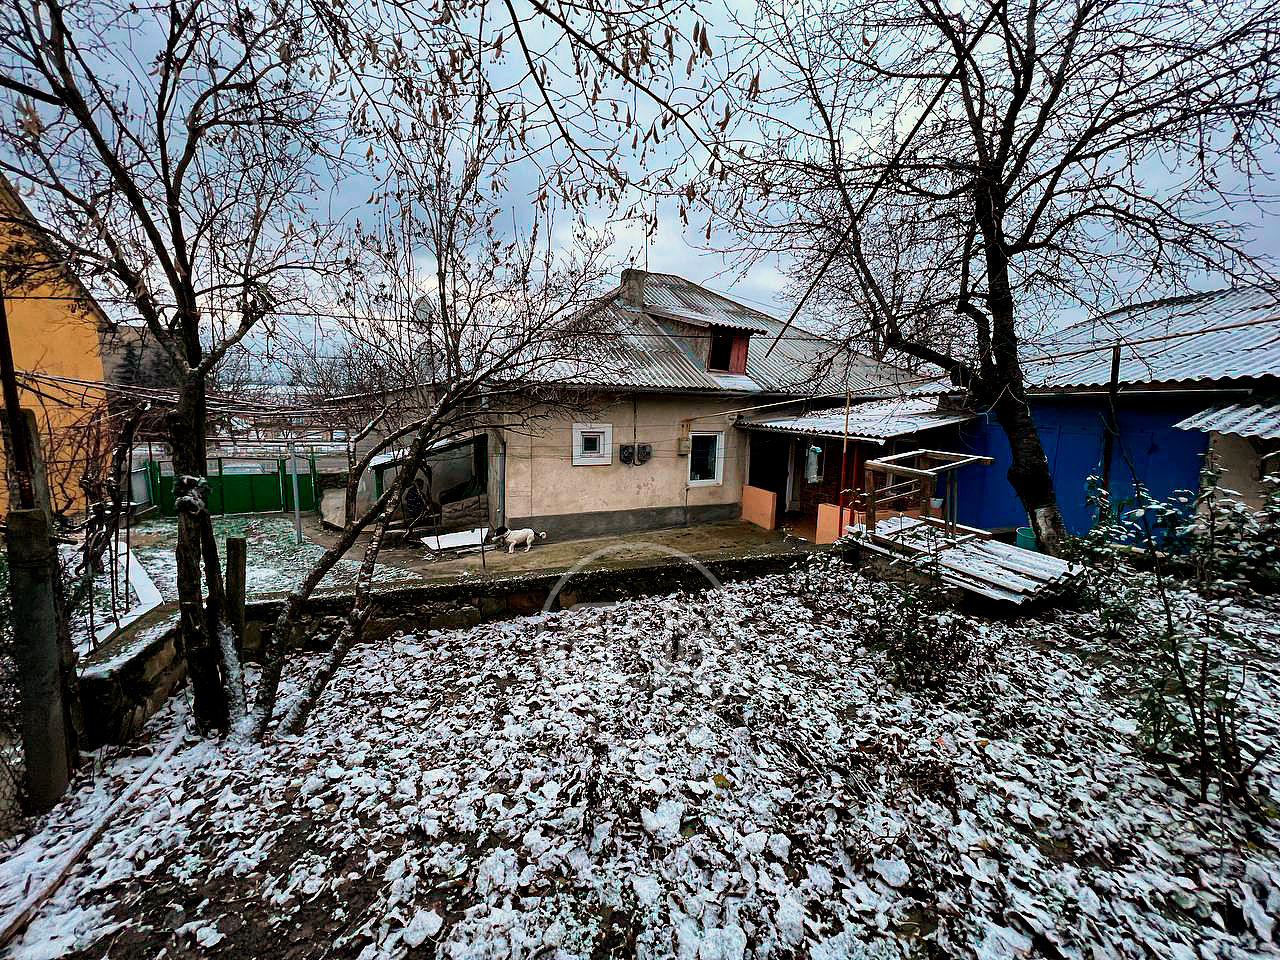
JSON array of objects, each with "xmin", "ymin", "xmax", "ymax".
[
  {"xmin": 1211, "ymin": 431, "xmax": 1276, "ymax": 510},
  {"xmin": 503, "ymin": 394, "xmax": 750, "ymax": 522}
]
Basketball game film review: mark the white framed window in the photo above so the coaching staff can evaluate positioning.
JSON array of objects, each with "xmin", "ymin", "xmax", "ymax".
[
  {"xmin": 572, "ymin": 422, "xmax": 613, "ymax": 466},
  {"xmin": 688, "ymin": 431, "xmax": 724, "ymax": 486}
]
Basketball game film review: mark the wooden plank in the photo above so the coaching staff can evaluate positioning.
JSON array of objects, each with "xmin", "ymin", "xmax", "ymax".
[
  {"xmin": 915, "ymin": 516, "xmax": 993, "ymax": 539},
  {"xmin": 863, "ymin": 460, "xmax": 937, "ymax": 480},
  {"xmin": 913, "ymin": 449, "xmax": 996, "ymax": 467},
  {"xmin": 857, "ymin": 539, "xmax": 1027, "ymax": 603}
]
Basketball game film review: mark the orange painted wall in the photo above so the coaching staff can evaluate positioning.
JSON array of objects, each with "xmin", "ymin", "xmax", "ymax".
[
  {"xmin": 1, "ymin": 179, "xmax": 107, "ymax": 515},
  {"xmin": 740, "ymin": 483, "xmax": 777, "ymax": 530}
]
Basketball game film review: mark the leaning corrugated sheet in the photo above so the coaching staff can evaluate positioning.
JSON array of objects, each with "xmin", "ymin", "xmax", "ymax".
[
  {"xmin": 1023, "ymin": 284, "xmax": 1280, "ymax": 390},
  {"xmin": 1173, "ymin": 401, "xmax": 1280, "ymax": 440},
  {"xmin": 742, "ymin": 396, "xmax": 976, "ymax": 441}
]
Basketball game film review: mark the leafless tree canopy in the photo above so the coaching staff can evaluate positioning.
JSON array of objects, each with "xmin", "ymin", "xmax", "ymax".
[
  {"xmin": 702, "ymin": 0, "xmax": 1280, "ymax": 550},
  {"xmin": 1, "ymin": 0, "xmax": 721, "ymax": 733}
]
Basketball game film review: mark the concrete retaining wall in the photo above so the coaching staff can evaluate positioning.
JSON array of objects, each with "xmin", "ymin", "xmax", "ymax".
[{"xmin": 78, "ymin": 544, "xmax": 839, "ymax": 747}]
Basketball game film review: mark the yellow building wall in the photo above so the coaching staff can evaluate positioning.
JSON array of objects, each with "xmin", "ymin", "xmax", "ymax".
[
  {"xmin": 1, "ymin": 184, "xmax": 107, "ymax": 515},
  {"xmin": 502, "ymin": 394, "xmax": 752, "ymax": 537}
]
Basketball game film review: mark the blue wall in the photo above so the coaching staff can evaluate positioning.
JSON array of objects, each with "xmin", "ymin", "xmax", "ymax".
[{"xmin": 955, "ymin": 395, "xmax": 1212, "ymax": 533}]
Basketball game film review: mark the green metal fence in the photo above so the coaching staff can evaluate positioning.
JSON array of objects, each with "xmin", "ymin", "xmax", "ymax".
[{"xmin": 146, "ymin": 456, "xmax": 317, "ymax": 517}]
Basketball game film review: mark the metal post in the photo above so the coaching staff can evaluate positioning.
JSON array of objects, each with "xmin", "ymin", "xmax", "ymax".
[
  {"xmin": 289, "ymin": 443, "xmax": 303, "ymax": 545},
  {"xmin": 1100, "ymin": 342, "xmax": 1122, "ymax": 497},
  {"xmin": 864, "ymin": 462, "xmax": 876, "ymax": 533},
  {"xmin": 837, "ymin": 389, "xmax": 850, "ymax": 535}
]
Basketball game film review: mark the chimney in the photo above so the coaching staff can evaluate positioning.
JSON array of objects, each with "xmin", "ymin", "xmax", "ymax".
[{"xmin": 620, "ymin": 267, "xmax": 646, "ymax": 308}]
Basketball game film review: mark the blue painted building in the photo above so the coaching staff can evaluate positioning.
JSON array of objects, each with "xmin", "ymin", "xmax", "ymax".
[
  {"xmin": 952, "ymin": 285, "xmax": 1280, "ymax": 533},
  {"xmin": 955, "ymin": 396, "xmax": 1212, "ymax": 533}
]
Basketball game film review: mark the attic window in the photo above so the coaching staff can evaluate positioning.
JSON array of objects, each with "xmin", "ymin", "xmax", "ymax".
[{"xmin": 708, "ymin": 332, "xmax": 749, "ymax": 374}]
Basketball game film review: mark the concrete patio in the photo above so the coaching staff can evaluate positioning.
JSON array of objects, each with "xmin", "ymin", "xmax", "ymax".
[{"xmin": 305, "ymin": 516, "xmax": 816, "ymax": 583}]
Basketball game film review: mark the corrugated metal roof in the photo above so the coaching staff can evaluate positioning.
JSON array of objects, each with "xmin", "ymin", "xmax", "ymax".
[
  {"xmin": 558, "ymin": 272, "xmax": 921, "ymax": 397},
  {"xmin": 1024, "ymin": 284, "xmax": 1280, "ymax": 390},
  {"xmin": 741, "ymin": 397, "xmax": 976, "ymax": 441},
  {"xmin": 1173, "ymin": 401, "xmax": 1280, "ymax": 440},
  {"xmin": 643, "ymin": 274, "xmax": 772, "ymax": 333}
]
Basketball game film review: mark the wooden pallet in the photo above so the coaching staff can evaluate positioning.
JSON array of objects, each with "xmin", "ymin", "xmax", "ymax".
[{"xmin": 859, "ymin": 516, "xmax": 1086, "ymax": 605}]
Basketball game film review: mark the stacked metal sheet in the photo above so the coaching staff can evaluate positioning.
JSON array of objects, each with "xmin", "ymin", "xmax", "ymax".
[{"xmin": 859, "ymin": 516, "xmax": 1087, "ymax": 605}]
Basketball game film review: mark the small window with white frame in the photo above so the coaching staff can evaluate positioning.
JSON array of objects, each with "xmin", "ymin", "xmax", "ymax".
[
  {"xmin": 572, "ymin": 422, "xmax": 613, "ymax": 466},
  {"xmin": 688, "ymin": 431, "xmax": 724, "ymax": 485}
]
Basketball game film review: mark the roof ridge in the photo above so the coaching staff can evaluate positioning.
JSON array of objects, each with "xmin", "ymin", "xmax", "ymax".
[{"xmin": 641, "ymin": 269, "xmax": 832, "ymax": 337}]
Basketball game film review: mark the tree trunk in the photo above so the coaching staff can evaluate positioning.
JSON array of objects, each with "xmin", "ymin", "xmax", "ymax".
[
  {"xmin": 991, "ymin": 386, "xmax": 1067, "ymax": 552},
  {"xmin": 972, "ymin": 176, "xmax": 1069, "ymax": 555},
  {"xmin": 250, "ymin": 422, "xmax": 437, "ymax": 740},
  {"xmin": 281, "ymin": 518, "xmax": 390, "ymax": 735},
  {"xmin": 168, "ymin": 378, "xmax": 229, "ymax": 732}
]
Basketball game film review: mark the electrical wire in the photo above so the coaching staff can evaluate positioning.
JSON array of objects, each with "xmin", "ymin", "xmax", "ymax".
[{"xmin": 14, "ymin": 308, "xmax": 1279, "ymax": 423}]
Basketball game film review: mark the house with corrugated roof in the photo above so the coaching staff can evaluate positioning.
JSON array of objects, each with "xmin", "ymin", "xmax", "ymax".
[
  {"xmin": 954, "ymin": 284, "xmax": 1280, "ymax": 533},
  {"xmin": 492, "ymin": 269, "xmax": 936, "ymax": 540}
]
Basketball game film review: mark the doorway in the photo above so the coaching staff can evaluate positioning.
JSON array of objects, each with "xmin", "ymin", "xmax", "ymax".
[{"xmin": 747, "ymin": 432, "xmax": 791, "ymax": 527}]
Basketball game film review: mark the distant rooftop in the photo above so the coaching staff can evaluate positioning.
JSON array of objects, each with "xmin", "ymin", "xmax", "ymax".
[
  {"xmin": 1174, "ymin": 400, "xmax": 1280, "ymax": 441},
  {"xmin": 1023, "ymin": 284, "xmax": 1280, "ymax": 391}
]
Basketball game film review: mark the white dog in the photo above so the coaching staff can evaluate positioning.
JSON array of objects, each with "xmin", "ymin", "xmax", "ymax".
[{"xmin": 498, "ymin": 527, "xmax": 547, "ymax": 553}]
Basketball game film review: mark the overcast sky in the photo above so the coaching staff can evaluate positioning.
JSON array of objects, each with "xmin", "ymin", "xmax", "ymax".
[{"xmin": 10, "ymin": 0, "xmax": 1275, "ymax": 335}]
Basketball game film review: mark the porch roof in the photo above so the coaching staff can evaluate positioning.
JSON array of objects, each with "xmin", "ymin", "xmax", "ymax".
[
  {"xmin": 740, "ymin": 397, "xmax": 976, "ymax": 442},
  {"xmin": 1173, "ymin": 400, "xmax": 1280, "ymax": 440}
]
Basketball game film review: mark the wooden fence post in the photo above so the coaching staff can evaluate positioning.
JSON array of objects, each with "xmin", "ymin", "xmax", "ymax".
[
  {"xmin": 225, "ymin": 537, "xmax": 247, "ymax": 652},
  {"xmin": 5, "ymin": 509, "xmax": 71, "ymax": 811}
]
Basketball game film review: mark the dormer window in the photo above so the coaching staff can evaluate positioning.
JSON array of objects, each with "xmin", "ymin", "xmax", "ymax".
[{"xmin": 708, "ymin": 332, "xmax": 749, "ymax": 374}]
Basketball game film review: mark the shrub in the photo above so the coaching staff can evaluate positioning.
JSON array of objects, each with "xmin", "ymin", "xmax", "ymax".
[
  {"xmin": 1186, "ymin": 465, "xmax": 1280, "ymax": 595},
  {"xmin": 859, "ymin": 551, "xmax": 975, "ymax": 693},
  {"xmin": 882, "ymin": 589, "xmax": 974, "ymax": 692},
  {"xmin": 1136, "ymin": 615, "xmax": 1269, "ymax": 811},
  {"xmin": 1070, "ymin": 474, "xmax": 1272, "ymax": 811}
]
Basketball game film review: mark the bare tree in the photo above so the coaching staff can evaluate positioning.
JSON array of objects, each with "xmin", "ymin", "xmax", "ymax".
[
  {"xmin": 1, "ymin": 0, "xmax": 356, "ymax": 730},
  {"xmin": 2, "ymin": 0, "xmax": 725, "ymax": 734},
  {"xmin": 707, "ymin": 0, "xmax": 1280, "ymax": 552},
  {"xmin": 249, "ymin": 158, "xmax": 617, "ymax": 741}
]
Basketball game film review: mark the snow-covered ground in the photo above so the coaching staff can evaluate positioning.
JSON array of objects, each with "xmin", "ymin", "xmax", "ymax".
[
  {"xmin": 130, "ymin": 515, "xmax": 420, "ymax": 602},
  {"xmin": 2, "ymin": 557, "xmax": 1279, "ymax": 959}
]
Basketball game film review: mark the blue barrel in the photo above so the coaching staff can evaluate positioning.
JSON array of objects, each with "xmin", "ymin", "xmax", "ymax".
[{"xmin": 1015, "ymin": 526, "xmax": 1037, "ymax": 551}]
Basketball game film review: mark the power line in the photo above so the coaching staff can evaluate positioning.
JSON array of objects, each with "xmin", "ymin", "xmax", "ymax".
[
  {"xmin": 6, "ymin": 292, "xmax": 851, "ymax": 343},
  {"xmin": 17, "ymin": 310, "xmax": 1280, "ymax": 424}
]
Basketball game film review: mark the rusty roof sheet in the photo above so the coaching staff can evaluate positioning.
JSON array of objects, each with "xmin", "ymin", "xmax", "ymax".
[
  {"xmin": 742, "ymin": 397, "xmax": 976, "ymax": 441},
  {"xmin": 1173, "ymin": 401, "xmax": 1280, "ymax": 440},
  {"xmin": 1024, "ymin": 285, "xmax": 1280, "ymax": 390}
]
